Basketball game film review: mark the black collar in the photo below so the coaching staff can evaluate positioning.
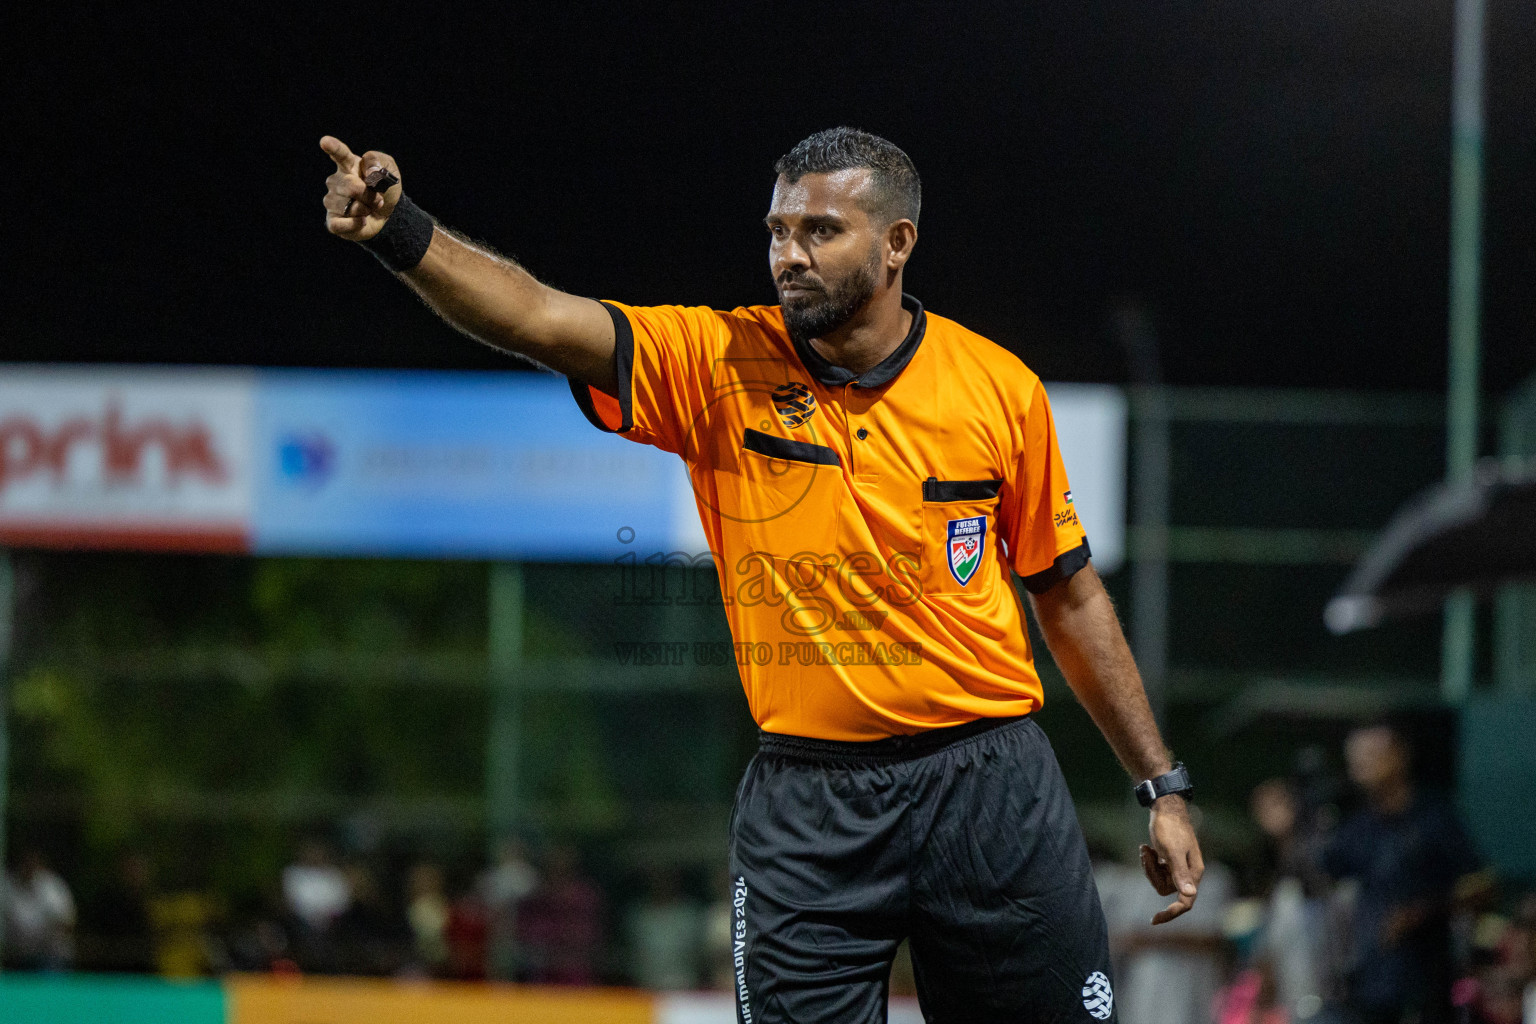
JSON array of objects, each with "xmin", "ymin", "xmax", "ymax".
[{"xmin": 788, "ymin": 292, "xmax": 927, "ymax": 390}]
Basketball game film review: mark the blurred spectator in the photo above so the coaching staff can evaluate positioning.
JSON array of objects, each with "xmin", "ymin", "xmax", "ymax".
[
  {"xmin": 224, "ymin": 898, "xmax": 292, "ymax": 974},
  {"xmin": 331, "ymin": 863, "xmax": 410, "ymax": 976},
  {"xmin": 84, "ymin": 851, "xmax": 155, "ymax": 973},
  {"xmin": 1216, "ymin": 958, "xmax": 1290, "ymax": 1024},
  {"xmin": 1096, "ymin": 824, "xmax": 1236, "ymax": 1024},
  {"xmin": 625, "ymin": 865, "xmax": 703, "ymax": 990},
  {"xmin": 518, "ymin": 845, "xmax": 603, "ymax": 985},
  {"xmin": 1459, "ymin": 892, "xmax": 1536, "ymax": 1024},
  {"xmin": 1469, "ymin": 963, "xmax": 1525, "ymax": 1024},
  {"xmin": 1321, "ymin": 721, "xmax": 1481, "ymax": 1024},
  {"xmin": 1250, "ymin": 779, "xmax": 1327, "ymax": 1019},
  {"xmin": 2, "ymin": 849, "xmax": 76, "ymax": 970},
  {"xmin": 445, "ymin": 883, "xmax": 489, "ymax": 981},
  {"xmin": 479, "ymin": 837, "xmax": 539, "ymax": 981},
  {"xmin": 281, "ymin": 840, "xmax": 350, "ymax": 934},
  {"xmin": 406, "ymin": 862, "xmax": 451, "ymax": 974},
  {"xmin": 280, "ymin": 840, "xmax": 350, "ymax": 972},
  {"xmin": 148, "ymin": 890, "xmax": 217, "ymax": 977}
]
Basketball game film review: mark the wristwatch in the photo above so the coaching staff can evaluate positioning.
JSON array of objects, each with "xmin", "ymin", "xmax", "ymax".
[{"xmin": 1134, "ymin": 762, "xmax": 1194, "ymax": 807}]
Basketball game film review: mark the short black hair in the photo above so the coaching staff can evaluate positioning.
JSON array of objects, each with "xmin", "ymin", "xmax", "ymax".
[{"xmin": 774, "ymin": 127, "xmax": 921, "ymax": 227}]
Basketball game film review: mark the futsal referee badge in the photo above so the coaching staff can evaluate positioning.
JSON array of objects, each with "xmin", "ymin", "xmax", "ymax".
[{"xmin": 946, "ymin": 515, "xmax": 986, "ymax": 586}]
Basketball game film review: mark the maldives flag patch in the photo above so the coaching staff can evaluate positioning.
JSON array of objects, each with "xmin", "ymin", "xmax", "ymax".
[{"xmin": 946, "ymin": 515, "xmax": 986, "ymax": 586}]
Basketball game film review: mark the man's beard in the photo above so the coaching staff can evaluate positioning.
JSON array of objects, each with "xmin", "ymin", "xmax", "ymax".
[{"xmin": 779, "ymin": 248, "xmax": 882, "ymax": 348}]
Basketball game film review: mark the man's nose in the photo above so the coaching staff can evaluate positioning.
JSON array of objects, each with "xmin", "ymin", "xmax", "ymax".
[{"xmin": 772, "ymin": 236, "xmax": 810, "ymax": 276}]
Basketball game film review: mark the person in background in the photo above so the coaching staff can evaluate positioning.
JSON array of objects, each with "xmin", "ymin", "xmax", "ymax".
[
  {"xmin": 330, "ymin": 863, "xmax": 410, "ymax": 977},
  {"xmin": 86, "ymin": 851, "xmax": 155, "ymax": 973},
  {"xmin": 1321, "ymin": 720, "xmax": 1481, "ymax": 1024},
  {"xmin": 148, "ymin": 888, "xmax": 219, "ymax": 978},
  {"xmin": 479, "ymin": 837, "xmax": 539, "ymax": 981},
  {"xmin": 625, "ymin": 865, "xmax": 704, "ymax": 990},
  {"xmin": 223, "ymin": 887, "xmax": 296, "ymax": 974},
  {"xmin": 281, "ymin": 840, "xmax": 350, "ymax": 937},
  {"xmin": 405, "ymin": 861, "xmax": 450, "ymax": 975},
  {"xmin": 1462, "ymin": 891, "xmax": 1535, "ymax": 1024},
  {"xmin": 1250, "ymin": 779, "xmax": 1329, "ymax": 1020},
  {"xmin": 2, "ymin": 849, "xmax": 76, "ymax": 971},
  {"xmin": 1468, "ymin": 963, "xmax": 1525, "ymax": 1024},
  {"xmin": 518, "ymin": 845, "xmax": 603, "ymax": 985},
  {"xmin": 444, "ymin": 879, "xmax": 489, "ymax": 981},
  {"xmin": 1216, "ymin": 957, "xmax": 1292, "ymax": 1024}
]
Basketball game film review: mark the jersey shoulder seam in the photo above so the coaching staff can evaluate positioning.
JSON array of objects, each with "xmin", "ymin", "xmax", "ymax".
[{"xmin": 926, "ymin": 311, "xmax": 1042, "ymax": 395}]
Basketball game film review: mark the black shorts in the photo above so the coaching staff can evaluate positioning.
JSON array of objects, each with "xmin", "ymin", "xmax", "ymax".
[{"xmin": 726, "ymin": 714, "xmax": 1117, "ymax": 1024}]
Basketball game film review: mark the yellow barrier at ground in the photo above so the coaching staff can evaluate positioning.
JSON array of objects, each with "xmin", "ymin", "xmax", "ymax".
[{"xmin": 227, "ymin": 975, "xmax": 656, "ymax": 1024}]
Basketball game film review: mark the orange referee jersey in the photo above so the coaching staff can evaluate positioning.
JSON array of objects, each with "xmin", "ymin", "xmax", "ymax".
[{"xmin": 570, "ymin": 293, "xmax": 1090, "ymax": 741}]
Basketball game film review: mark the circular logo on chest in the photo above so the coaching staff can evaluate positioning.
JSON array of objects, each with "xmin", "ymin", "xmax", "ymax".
[{"xmin": 772, "ymin": 381, "xmax": 818, "ymax": 427}]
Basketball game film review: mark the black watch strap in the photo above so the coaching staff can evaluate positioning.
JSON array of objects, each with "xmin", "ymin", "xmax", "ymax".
[{"xmin": 1134, "ymin": 762, "xmax": 1193, "ymax": 807}]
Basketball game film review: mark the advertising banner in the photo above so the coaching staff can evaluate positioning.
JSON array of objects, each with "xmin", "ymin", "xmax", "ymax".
[
  {"xmin": 225, "ymin": 976, "xmax": 654, "ymax": 1024},
  {"xmin": 252, "ymin": 371, "xmax": 696, "ymax": 560},
  {"xmin": 1046, "ymin": 383, "xmax": 1126, "ymax": 573},
  {"xmin": 0, "ymin": 368, "xmax": 1124, "ymax": 569},
  {"xmin": 0, "ymin": 368, "xmax": 254, "ymax": 552}
]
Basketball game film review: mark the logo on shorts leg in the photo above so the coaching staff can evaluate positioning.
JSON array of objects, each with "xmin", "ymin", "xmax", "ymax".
[
  {"xmin": 1082, "ymin": 970, "xmax": 1114, "ymax": 1020},
  {"xmin": 732, "ymin": 876, "xmax": 754, "ymax": 1023},
  {"xmin": 946, "ymin": 515, "xmax": 986, "ymax": 586}
]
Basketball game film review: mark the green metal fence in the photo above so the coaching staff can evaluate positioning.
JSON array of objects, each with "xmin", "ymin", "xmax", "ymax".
[{"xmin": 1495, "ymin": 374, "xmax": 1536, "ymax": 695}]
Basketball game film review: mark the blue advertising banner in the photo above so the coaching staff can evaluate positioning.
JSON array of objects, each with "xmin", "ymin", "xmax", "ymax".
[{"xmin": 251, "ymin": 371, "xmax": 697, "ymax": 560}]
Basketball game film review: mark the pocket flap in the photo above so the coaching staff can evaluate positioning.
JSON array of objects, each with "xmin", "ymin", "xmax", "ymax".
[
  {"xmin": 743, "ymin": 428, "xmax": 841, "ymax": 466},
  {"xmin": 923, "ymin": 477, "xmax": 1003, "ymax": 502}
]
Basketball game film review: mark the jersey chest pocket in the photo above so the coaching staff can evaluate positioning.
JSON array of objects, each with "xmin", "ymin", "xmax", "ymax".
[
  {"xmin": 919, "ymin": 477, "xmax": 1003, "ymax": 597},
  {"xmin": 735, "ymin": 428, "xmax": 844, "ymax": 563}
]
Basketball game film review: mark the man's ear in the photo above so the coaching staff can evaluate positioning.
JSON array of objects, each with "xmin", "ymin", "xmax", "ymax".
[{"xmin": 886, "ymin": 219, "xmax": 918, "ymax": 270}]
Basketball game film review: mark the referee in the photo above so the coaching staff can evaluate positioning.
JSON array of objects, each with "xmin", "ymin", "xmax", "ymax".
[{"xmin": 322, "ymin": 127, "xmax": 1203, "ymax": 1023}]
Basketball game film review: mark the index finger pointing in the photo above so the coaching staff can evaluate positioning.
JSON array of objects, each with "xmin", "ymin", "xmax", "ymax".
[{"xmin": 320, "ymin": 135, "xmax": 358, "ymax": 172}]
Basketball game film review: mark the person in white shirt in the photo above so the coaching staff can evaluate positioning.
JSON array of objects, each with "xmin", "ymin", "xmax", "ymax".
[
  {"xmin": 3, "ymin": 850, "xmax": 76, "ymax": 970},
  {"xmin": 281, "ymin": 840, "xmax": 350, "ymax": 934}
]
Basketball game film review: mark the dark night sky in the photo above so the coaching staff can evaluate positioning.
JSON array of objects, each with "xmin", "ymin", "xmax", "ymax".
[{"xmin": 8, "ymin": 1, "xmax": 1534, "ymax": 393}]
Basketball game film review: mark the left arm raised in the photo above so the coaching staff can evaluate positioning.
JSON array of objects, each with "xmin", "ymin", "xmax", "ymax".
[{"xmin": 1027, "ymin": 563, "xmax": 1206, "ymax": 924}]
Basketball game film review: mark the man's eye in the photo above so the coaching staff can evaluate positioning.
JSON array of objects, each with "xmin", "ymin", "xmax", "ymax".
[{"xmin": 813, "ymin": 225, "xmax": 832, "ymax": 238}]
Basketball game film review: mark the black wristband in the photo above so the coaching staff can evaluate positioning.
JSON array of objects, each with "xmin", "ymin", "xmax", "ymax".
[
  {"xmin": 1134, "ymin": 762, "xmax": 1194, "ymax": 807},
  {"xmin": 361, "ymin": 193, "xmax": 435, "ymax": 272}
]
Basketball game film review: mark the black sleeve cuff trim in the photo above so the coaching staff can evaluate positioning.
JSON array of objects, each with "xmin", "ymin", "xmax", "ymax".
[
  {"xmin": 567, "ymin": 301, "xmax": 636, "ymax": 433},
  {"xmin": 1021, "ymin": 539, "xmax": 1092, "ymax": 594},
  {"xmin": 923, "ymin": 477, "xmax": 1004, "ymax": 502},
  {"xmin": 742, "ymin": 428, "xmax": 841, "ymax": 466}
]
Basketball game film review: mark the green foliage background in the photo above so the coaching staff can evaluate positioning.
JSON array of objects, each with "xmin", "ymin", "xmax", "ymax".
[{"xmin": 6, "ymin": 552, "xmax": 752, "ymax": 911}]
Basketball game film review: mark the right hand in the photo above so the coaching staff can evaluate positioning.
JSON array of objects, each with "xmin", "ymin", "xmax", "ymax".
[{"xmin": 320, "ymin": 136, "xmax": 402, "ymax": 242}]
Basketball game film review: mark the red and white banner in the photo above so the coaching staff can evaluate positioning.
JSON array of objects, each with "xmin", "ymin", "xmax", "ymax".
[{"xmin": 0, "ymin": 368, "xmax": 255, "ymax": 551}]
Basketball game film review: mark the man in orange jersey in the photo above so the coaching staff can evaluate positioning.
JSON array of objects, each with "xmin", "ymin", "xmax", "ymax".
[{"xmin": 322, "ymin": 127, "xmax": 1201, "ymax": 1022}]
